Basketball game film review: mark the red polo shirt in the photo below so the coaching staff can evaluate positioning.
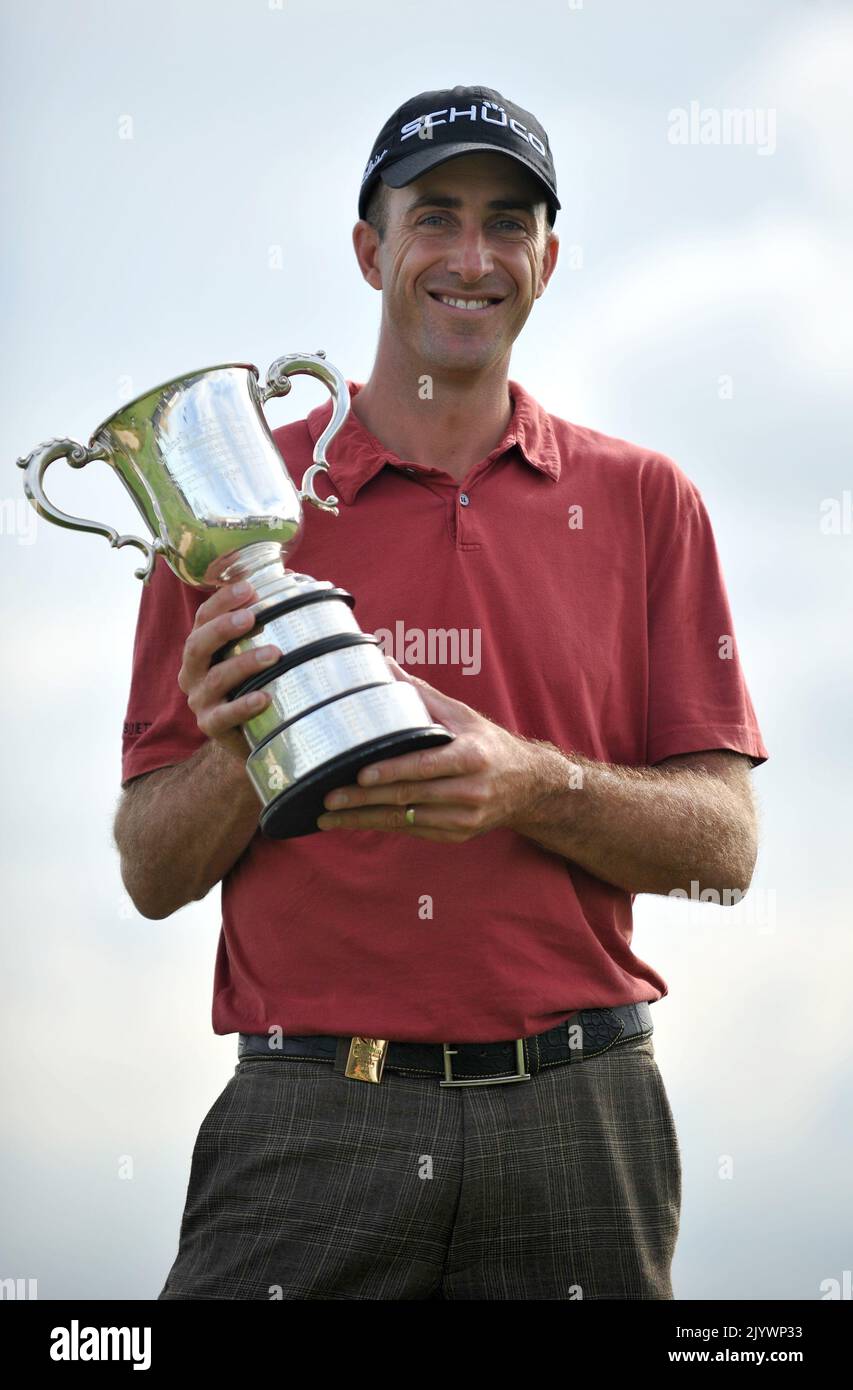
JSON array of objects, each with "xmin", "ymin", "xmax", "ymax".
[{"xmin": 121, "ymin": 379, "xmax": 768, "ymax": 1043}]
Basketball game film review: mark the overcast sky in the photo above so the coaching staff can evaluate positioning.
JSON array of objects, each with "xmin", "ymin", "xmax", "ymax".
[{"xmin": 2, "ymin": 0, "xmax": 851, "ymax": 1301}]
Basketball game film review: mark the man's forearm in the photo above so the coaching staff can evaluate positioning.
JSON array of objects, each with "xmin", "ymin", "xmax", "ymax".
[
  {"xmin": 114, "ymin": 740, "xmax": 261, "ymax": 919},
  {"xmin": 509, "ymin": 742, "xmax": 757, "ymax": 897}
]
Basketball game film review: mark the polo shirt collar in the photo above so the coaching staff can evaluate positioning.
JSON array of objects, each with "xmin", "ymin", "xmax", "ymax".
[{"xmin": 305, "ymin": 379, "xmax": 562, "ymax": 505}]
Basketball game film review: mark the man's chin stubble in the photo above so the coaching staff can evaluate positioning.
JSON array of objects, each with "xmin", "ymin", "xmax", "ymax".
[{"xmin": 416, "ymin": 331, "xmax": 504, "ymax": 372}]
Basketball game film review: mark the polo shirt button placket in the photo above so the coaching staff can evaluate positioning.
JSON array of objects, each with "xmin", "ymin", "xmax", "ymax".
[{"xmin": 455, "ymin": 489, "xmax": 472, "ymax": 547}]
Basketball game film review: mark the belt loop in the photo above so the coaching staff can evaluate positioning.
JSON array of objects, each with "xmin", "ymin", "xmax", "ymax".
[{"xmin": 334, "ymin": 1037, "xmax": 351, "ymax": 1074}]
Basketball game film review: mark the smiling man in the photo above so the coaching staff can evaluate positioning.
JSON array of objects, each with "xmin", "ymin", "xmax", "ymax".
[{"xmin": 115, "ymin": 85, "xmax": 769, "ymax": 1301}]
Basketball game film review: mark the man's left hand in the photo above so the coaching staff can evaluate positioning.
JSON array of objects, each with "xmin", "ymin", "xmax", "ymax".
[{"xmin": 316, "ymin": 657, "xmax": 544, "ymax": 842}]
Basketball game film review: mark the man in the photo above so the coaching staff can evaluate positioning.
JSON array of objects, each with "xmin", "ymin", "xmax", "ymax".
[{"xmin": 114, "ymin": 85, "xmax": 768, "ymax": 1301}]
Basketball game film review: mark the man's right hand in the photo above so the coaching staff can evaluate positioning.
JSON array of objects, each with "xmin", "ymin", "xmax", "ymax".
[{"xmin": 178, "ymin": 580, "xmax": 281, "ymax": 765}]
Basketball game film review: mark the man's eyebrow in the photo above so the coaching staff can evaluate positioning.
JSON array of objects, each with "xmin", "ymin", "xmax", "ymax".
[{"xmin": 405, "ymin": 193, "xmax": 539, "ymax": 215}]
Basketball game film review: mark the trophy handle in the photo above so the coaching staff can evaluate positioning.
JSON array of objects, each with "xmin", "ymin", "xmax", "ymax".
[
  {"xmin": 15, "ymin": 437, "xmax": 164, "ymax": 583},
  {"xmin": 260, "ymin": 350, "xmax": 349, "ymax": 516}
]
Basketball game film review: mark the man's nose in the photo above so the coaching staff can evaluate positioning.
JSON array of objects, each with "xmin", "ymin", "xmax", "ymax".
[{"xmin": 445, "ymin": 223, "xmax": 494, "ymax": 282}]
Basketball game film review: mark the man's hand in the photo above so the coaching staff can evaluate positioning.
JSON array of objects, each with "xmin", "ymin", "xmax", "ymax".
[
  {"xmin": 177, "ymin": 580, "xmax": 281, "ymax": 765},
  {"xmin": 316, "ymin": 657, "xmax": 546, "ymax": 842},
  {"xmin": 314, "ymin": 658, "xmax": 759, "ymax": 899}
]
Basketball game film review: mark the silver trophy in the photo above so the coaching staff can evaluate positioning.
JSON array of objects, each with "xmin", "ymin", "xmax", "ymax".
[{"xmin": 16, "ymin": 353, "xmax": 452, "ymax": 837}]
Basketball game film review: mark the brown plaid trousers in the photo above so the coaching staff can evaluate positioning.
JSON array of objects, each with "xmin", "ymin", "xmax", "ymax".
[{"xmin": 157, "ymin": 1024, "xmax": 681, "ymax": 1300}]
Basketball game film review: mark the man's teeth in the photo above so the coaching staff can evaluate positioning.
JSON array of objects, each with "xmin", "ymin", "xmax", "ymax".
[{"xmin": 437, "ymin": 295, "xmax": 495, "ymax": 310}]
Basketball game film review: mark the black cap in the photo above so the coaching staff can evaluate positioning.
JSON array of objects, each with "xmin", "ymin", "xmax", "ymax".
[{"xmin": 358, "ymin": 85, "xmax": 560, "ymax": 225}]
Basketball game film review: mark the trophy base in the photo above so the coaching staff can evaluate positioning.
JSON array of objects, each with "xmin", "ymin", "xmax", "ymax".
[{"xmin": 258, "ymin": 725, "xmax": 453, "ymax": 839}]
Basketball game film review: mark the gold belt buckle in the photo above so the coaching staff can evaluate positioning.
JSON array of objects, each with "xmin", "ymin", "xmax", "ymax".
[{"xmin": 343, "ymin": 1036, "xmax": 389, "ymax": 1083}]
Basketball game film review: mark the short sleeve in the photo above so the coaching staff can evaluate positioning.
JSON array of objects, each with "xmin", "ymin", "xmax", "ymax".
[
  {"xmin": 642, "ymin": 455, "xmax": 769, "ymax": 768},
  {"xmin": 121, "ymin": 555, "xmax": 208, "ymax": 786}
]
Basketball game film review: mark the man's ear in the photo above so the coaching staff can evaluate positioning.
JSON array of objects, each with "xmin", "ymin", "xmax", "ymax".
[
  {"xmin": 352, "ymin": 220, "xmax": 382, "ymax": 291},
  {"xmin": 535, "ymin": 230, "xmax": 559, "ymax": 300}
]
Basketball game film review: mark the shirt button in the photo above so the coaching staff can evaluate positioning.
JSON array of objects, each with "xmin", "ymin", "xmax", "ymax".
[{"xmin": 459, "ymin": 492, "xmax": 470, "ymax": 506}]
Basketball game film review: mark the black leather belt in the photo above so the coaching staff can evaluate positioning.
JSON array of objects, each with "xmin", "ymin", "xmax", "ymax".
[{"xmin": 237, "ymin": 1002, "xmax": 654, "ymax": 1086}]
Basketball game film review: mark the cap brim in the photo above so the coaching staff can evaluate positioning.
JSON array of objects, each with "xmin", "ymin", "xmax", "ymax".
[{"xmin": 379, "ymin": 141, "xmax": 561, "ymax": 212}]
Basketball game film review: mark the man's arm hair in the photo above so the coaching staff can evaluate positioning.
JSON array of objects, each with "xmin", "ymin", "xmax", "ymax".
[
  {"xmin": 510, "ymin": 747, "xmax": 759, "ymax": 897},
  {"xmin": 113, "ymin": 740, "xmax": 261, "ymax": 919}
]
